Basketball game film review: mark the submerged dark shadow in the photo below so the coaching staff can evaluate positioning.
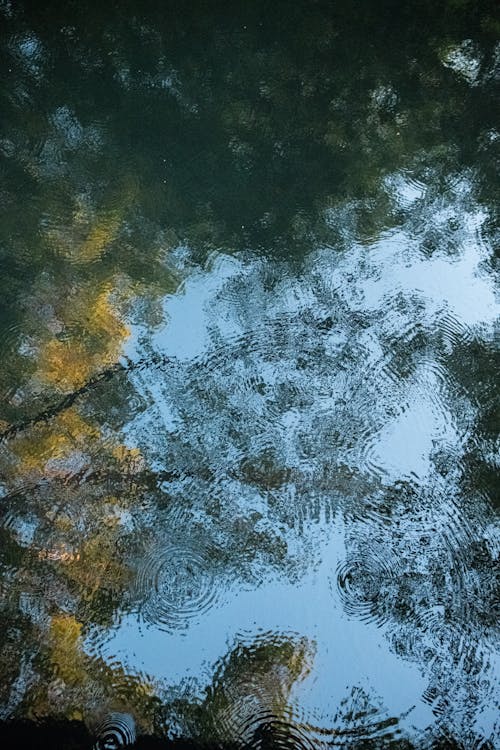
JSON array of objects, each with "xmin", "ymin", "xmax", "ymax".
[
  {"xmin": 0, "ymin": 719, "xmax": 240, "ymax": 749},
  {"xmin": 0, "ymin": 719, "xmax": 477, "ymax": 750}
]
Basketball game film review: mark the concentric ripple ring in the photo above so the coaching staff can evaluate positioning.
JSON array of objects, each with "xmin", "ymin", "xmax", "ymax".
[{"xmin": 136, "ymin": 543, "xmax": 218, "ymax": 632}]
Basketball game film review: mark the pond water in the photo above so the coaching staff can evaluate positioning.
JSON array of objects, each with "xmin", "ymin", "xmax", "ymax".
[{"xmin": 0, "ymin": 2, "xmax": 498, "ymax": 747}]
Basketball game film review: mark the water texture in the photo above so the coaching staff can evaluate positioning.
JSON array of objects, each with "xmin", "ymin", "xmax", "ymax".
[{"xmin": 0, "ymin": 1, "xmax": 498, "ymax": 748}]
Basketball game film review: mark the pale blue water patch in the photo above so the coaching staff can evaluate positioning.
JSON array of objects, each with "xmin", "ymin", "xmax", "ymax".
[
  {"xmin": 363, "ymin": 360, "xmax": 466, "ymax": 483},
  {"xmin": 330, "ymin": 222, "xmax": 496, "ymax": 333},
  {"xmin": 144, "ymin": 252, "xmax": 249, "ymax": 362}
]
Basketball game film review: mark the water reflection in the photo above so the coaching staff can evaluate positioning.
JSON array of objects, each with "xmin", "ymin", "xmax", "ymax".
[
  {"xmin": 0, "ymin": 0, "xmax": 499, "ymax": 747},
  {"xmin": 103, "ymin": 182, "xmax": 495, "ymax": 743}
]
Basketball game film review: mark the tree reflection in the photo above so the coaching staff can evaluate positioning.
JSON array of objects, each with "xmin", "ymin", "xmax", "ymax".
[
  {"xmin": 174, "ymin": 633, "xmax": 314, "ymax": 748},
  {"xmin": 0, "ymin": 0, "xmax": 498, "ymax": 747}
]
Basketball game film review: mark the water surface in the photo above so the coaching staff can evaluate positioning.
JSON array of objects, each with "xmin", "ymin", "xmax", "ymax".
[{"xmin": 0, "ymin": 2, "xmax": 498, "ymax": 747}]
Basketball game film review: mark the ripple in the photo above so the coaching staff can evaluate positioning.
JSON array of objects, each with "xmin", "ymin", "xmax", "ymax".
[
  {"xmin": 433, "ymin": 495, "xmax": 486, "ymax": 630},
  {"xmin": 0, "ymin": 320, "xmax": 27, "ymax": 361},
  {"xmin": 135, "ymin": 542, "xmax": 218, "ymax": 632},
  {"xmin": 385, "ymin": 170, "xmax": 426, "ymax": 210},
  {"xmin": 334, "ymin": 546, "xmax": 398, "ymax": 627},
  {"xmin": 93, "ymin": 712, "xmax": 136, "ymax": 749},
  {"xmin": 287, "ymin": 681, "xmax": 409, "ymax": 748},
  {"xmin": 357, "ymin": 353, "xmax": 468, "ymax": 485},
  {"xmin": 239, "ymin": 714, "xmax": 318, "ymax": 749},
  {"xmin": 439, "ymin": 311, "xmax": 475, "ymax": 350},
  {"xmin": 187, "ymin": 323, "xmax": 291, "ymax": 387}
]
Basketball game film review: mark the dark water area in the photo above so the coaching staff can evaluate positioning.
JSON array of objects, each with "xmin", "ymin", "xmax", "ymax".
[{"xmin": 0, "ymin": 1, "xmax": 499, "ymax": 747}]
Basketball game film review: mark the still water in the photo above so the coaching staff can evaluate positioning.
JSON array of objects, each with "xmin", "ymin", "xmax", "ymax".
[{"xmin": 0, "ymin": 1, "xmax": 499, "ymax": 747}]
